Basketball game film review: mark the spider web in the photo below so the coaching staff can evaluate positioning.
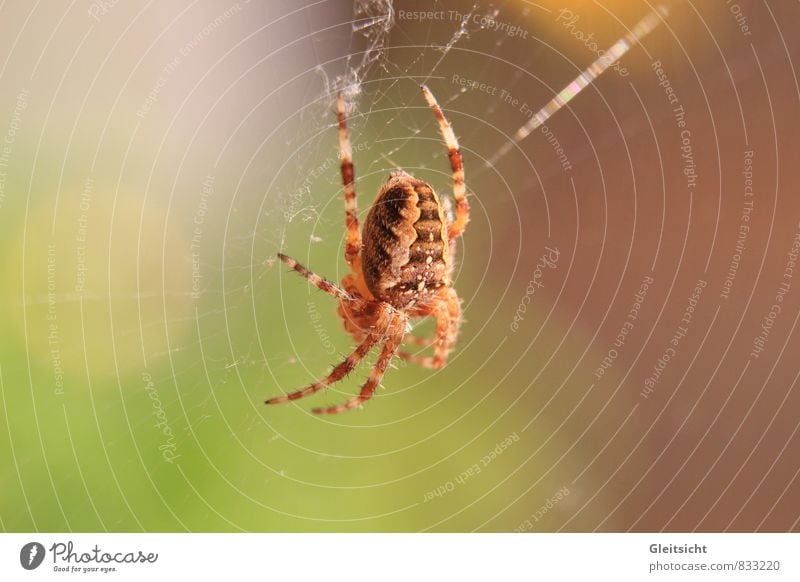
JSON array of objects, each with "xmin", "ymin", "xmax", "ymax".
[
  {"xmin": 7, "ymin": 0, "xmax": 800, "ymax": 536},
  {"xmin": 192, "ymin": 0, "xmax": 676, "ymax": 521}
]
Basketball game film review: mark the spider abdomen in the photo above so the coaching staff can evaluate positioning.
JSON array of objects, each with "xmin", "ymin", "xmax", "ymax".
[{"xmin": 361, "ymin": 172, "xmax": 450, "ymax": 308}]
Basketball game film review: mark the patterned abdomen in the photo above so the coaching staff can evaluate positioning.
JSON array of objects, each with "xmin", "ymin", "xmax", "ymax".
[{"xmin": 361, "ymin": 172, "xmax": 450, "ymax": 308}]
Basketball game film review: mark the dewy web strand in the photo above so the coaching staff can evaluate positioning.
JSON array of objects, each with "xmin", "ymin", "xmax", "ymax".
[{"xmin": 486, "ymin": 4, "xmax": 671, "ymax": 167}]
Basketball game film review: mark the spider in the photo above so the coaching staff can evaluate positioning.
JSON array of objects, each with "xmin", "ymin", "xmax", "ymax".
[{"xmin": 266, "ymin": 85, "xmax": 468, "ymax": 414}]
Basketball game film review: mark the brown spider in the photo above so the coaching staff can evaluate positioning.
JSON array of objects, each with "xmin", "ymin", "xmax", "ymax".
[{"xmin": 266, "ymin": 86, "xmax": 468, "ymax": 414}]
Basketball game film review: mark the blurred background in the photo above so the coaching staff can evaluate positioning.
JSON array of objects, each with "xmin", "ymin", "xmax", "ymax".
[{"xmin": 1, "ymin": 0, "xmax": 799, "ymax": 532}]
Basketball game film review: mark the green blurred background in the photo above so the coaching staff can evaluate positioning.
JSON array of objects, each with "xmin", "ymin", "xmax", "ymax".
[{"xmin": 1, "ymin": 0, "xmax": 799, "ymax": 532}]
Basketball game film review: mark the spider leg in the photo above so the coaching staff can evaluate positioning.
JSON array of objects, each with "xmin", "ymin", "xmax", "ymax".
[
  {"xmin": 277, "ymin": 253, "xmax": 351, "ymax": 302},
  {"xmin": 312, "ymin": 312, "xmax": 406, "ymax": 415},
  {"xmin": 403, "ymin": 334, "xmax": 436, "ymax": 348},
  {"xmin": 397, "ymin": 350, "xmax": 432, "ymax": 366},
  {"xmin": 265, "ymin": 331, "xmax": 381, "ymax": 405},
  {"xmin": 436, "ymin": 287, "xmax": 462, "ymax": 367},
  {"xmin": 421, "ymin": 85, "xmax": 469, "ymax": 241},
  {"xmin": 402, "ymin": 288, "xmax": 462, "ymax": 369},
  {"xmin": 397, "ymin": 331, "xmax": 438, "ymax": 364},
  {"xmin": 267, "ymin": 302, "xmax": 393, "ymax": 405},
  {"xmin": 338, "ymin": 93, "xmax": 361, "ymax": 268}
]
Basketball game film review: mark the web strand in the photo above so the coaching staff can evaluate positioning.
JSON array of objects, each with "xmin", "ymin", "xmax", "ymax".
[{"xmin": 486, "ymin": 4, "xmax": 671, "ymax": 168}]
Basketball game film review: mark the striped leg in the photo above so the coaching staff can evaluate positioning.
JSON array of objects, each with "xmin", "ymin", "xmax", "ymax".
[
  {"xmin": 401, "ymin": 292, "xmax": 459, "ymax": 369},
  {"xmin": 434, "ymin": 287, "xmax": 462, "ymax": 368},
  {"xmin": 421, "ymin": 85, "xmax": 469, "ymax": 241},
  {"xmin": 397, "ymin": 349, "xmax": 434, "ymax": 367},
  {"xmin": 265, "ymin": 332, "xmax": 381, "ymax": 405},
  {"xmin": 397, "ymin": 332, "xmax": 436, "ymax": 365},
  {"xmin": 267, "ymin": 302, "xmax": 393, "ymax": 406},
  {"xmin": 338, "ymin": 93, "xmax": 361, "ymax": 267},
  {"xmin": 277, "ymin": 253, "xmax": 350, "ymax": 302},
  {"xmin": 312, "ymin": 313, "xmax": 406, "ymax": 415}
]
